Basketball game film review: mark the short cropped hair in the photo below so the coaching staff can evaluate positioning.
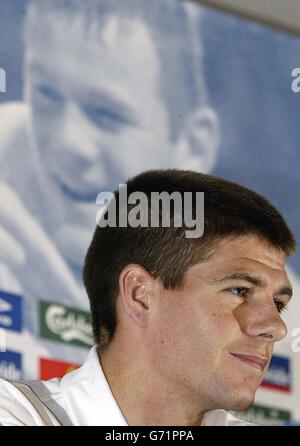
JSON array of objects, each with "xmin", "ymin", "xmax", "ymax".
[
  {"xmin": 83, "ymin": 169, "xmax": 296, "ymax": 351},
  {"xmin": 25, "ymin": 0, "xmax": 206, "ymax": 141}
]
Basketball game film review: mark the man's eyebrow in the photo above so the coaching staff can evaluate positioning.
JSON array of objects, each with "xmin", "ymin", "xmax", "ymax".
[
  {"xmin": 211, "ymin": 272, "xmax": 266, "ymax": 287},
  {"xmin": 210, "ymin": 272, "xmax": 293, "ymax": 299},
  {"xmin": 30, "ymin": 62, "xmax": 138, "ymax": 123},
  {"xmin": 276, "ymin": 287, "xmax": 293, "ymax": 300}
]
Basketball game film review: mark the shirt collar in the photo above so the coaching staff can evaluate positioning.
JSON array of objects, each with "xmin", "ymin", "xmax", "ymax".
[
  {"xmin": 59, "ymin": 346, "xmax": 244, "ymax": 426},
  {"xmin": 60, "ymin": 346, "xmax": 128, "ymax": 426}
]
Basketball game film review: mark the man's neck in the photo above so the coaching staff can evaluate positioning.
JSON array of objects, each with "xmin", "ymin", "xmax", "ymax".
[
  {"xmin": 33, "ymin": 161, "xmax": 97, "ymax": 275},
  {"xmin": 99, "ymin": 344, "xmax": 207, "ymax": 426}
]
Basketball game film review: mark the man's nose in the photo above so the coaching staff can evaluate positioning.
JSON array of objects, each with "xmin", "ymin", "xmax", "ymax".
[
  {"xmin": 58, "ymin": 102, "xmax": 98, "ymax": 161},
  {"xmin": 239, "ymin": 300, "xmax": 288, "ymax": 342}
]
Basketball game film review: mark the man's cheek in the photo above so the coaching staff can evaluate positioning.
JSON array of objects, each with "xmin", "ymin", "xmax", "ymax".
[
  {"xmin": 205, "ymin": 313, "xmax": 241, "ymax": 354},
  {"xmin": 32, "ymin": 110, "xmax": 54, "ymax": 137},
  {"xmin": 213, "ymin": 308, "xmax": 242, "ymax": 334},
  {"xmin": 34, "ymin": 126, "xmax": 55, "ymax": 149},
  {"xmin": 194, "ymin": 308, "xmax": 225, "ymax": 335}
]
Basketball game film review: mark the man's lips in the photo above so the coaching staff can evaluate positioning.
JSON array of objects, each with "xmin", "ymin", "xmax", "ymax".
[{"xmin": 230, "ymin": 353, "xmax": 268, "ymax": 371}]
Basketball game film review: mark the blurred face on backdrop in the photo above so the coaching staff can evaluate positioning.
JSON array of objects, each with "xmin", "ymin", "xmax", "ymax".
[{"xmin": 24, "ymin": 6, "xmax": 219, "ymax": 202}]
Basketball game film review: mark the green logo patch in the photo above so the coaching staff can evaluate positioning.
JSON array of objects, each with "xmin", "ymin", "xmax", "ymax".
[
  {"xmin": 39, "ymin": 301, "xmax": 93, "ymax": 348},
  {"xmin": 234, "ymin": 403, "xmax": 291, "ymax": 426}
]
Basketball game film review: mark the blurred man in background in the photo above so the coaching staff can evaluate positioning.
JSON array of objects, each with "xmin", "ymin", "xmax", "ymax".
[{"xmin": 0, "ymin": 0, "xmax": 219, "ymax": 376}]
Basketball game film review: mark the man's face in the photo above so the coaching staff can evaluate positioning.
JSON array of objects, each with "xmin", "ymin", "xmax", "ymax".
[
  {"xmin": 148, "ymin": 235, "xmax": 291, "ymax": 412},
  {"xmin": 25, "ymin": 13, "xmax": 172, "ymax": 200}
]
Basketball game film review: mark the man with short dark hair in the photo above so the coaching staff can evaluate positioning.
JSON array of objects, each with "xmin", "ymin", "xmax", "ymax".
[{"xmin": 0, "ymin": 170, "xmax": 295, "ymax": 426}]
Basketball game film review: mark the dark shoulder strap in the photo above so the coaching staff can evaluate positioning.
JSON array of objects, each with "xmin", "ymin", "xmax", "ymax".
[{"xmin": 8, "ymin": 380, "xmax": 62, "ymax": 426}]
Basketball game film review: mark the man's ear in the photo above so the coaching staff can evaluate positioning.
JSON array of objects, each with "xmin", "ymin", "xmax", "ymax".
[
  {"xmin": 118, "ymin": 264, "xmax": 153, "ymax": 330},
  {"xmin": 173, "ymin": 106, "xmax": 219, "ymax": 173}
]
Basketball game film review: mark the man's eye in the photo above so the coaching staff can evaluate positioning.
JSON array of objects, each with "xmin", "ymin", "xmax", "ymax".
[
  {"xmin": 36, "ymin": 85, "xmax": 64, "ymax": 103},
  {"xmin": 83, "ymin": 104, "xmax": 129, "ymax": 131},
  {"xmin": 274, "ymin": 300, "xmax": 288, "ymax": 314},
  {"xmin": 228, "ymin": 287, "xmax": 250, "ymax": 297}
]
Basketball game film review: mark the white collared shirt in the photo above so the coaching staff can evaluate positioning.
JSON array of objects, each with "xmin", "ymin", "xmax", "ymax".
[{"xmin": 0, "ymin": 346, "xmax": 253, "ymax": 426}]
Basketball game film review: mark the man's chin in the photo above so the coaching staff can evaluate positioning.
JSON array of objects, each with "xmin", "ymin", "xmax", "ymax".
[
  {"xmin": 212, "ymin": 378, "xmax": 257, "ymax": 413},
  {"xmin": 229, "ymin": 396, "xmax": 255, "ymax": 413},
  {"xmin": 224, "ymin": 388, "xmax": 256, "ymax": 413}
]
